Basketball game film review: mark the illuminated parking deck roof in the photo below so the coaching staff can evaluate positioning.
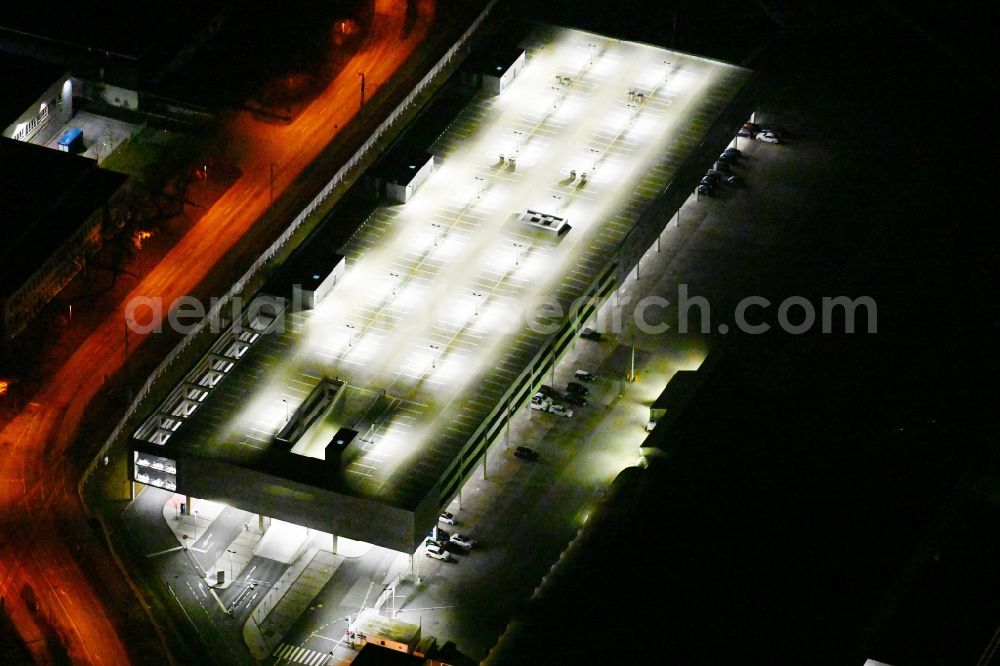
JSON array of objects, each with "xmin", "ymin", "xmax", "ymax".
[{"xmin": 163, "ymin": 25, "xmax": 752, "ymax": 509}]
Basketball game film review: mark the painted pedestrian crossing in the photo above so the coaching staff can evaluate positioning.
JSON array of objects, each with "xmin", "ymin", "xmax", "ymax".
[{"xmin": 272, "ymin": 643, "xmax": 330, "ymax": 665}]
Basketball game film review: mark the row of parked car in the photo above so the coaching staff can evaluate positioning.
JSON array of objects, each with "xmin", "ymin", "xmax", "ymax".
[
  {"xmin": 529, "ymin": 369, "xmax": 599, "ymax": 418},
  {"xmin": 426, "ymin": 514, "xmax": 478, "ymax": 561},
  {"xmin": 516, "ymin": 370, "xmax": 600, "ymax": 462},
  {"xmin": 738, "ymin": 121, "xmax": 783, "ymax": 144},
  {"xmin": 697, "ymin": 146, "xmax": 743, "ymax": 196},
  {"xmin": 428, "ymin": 366, "xmax": 605, "ymax": 560}
]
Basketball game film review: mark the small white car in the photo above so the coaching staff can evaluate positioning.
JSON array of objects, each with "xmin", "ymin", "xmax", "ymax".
[
  {"xmin": 438, "ymin": 511, "xmax": 456, "ymax": 525},
  {"xmin": 531, "ymin": 398, "xmax": 551, "ymax": 411},
  {"xmin": 755, "ymin": 131, "xmax": 780, "ymax": 144},
  {"xmin": 425, "ymin": 543, "xmax": 451, "ymax": 561},
  {"xmin": 575, "ymin": 370, "xmax": 598, "ymax": 383},
  {"xmin": 549, "ymin": 404, "xmax": 573, "ymax": 418},
  {"xmin": 450, "ymin": 533, "xmax": 476, "ymax": 549}
]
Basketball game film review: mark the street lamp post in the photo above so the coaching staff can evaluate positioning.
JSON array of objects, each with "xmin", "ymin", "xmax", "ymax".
[
  {"xmin": 282, "ymin": 398, "xmax": 289, "ymax": 423},
  {"xmin": 472, "ymin": 291, "xmax": 483, "ymax": 316},
  {"xmin": 389, "ymin": 272, "xmax": 401, "ymax": 296},
  {"xmin": 226, "ymin": 549, "xmax": 237, "ymax": 580},
  {"xmin": 124, "ymin": 316, "xmax": 134, "ymax": 400},
  {"xmin": 429, "ymin": 344, "xmax": 440, "ymax": 369},
  {"xmin": 430, "ymin": 222, "xmax": 442, "ymax": 247},
  {"xmin": 512, "ymin": 242, "xmax": 523, "ymax": 267},
  {"xmin": 346, "ymin": 323, "xmax": 356, "ymax": 347},
  {"xmin": 627, "ymin": 341, "xmax": 637, "ymax": 383}
]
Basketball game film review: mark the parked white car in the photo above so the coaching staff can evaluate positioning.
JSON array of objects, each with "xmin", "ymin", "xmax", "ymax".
[
  {"xmin": 438, "ymin": 511, "xmax": 456, "ymax": 525},
  {"xmin": 755, "ymin": 131, "xmax": 780, "ymax": 144},
  {"xmin": 549, "ymin": 404, "xmax": 573, "ymax": 418},
  {"xmin": 531, "ymin": 397, "xmax": 551, "ymax": 411},
  {"xmin": 425, "ymin": 543, "xmax": 452, "ymax": 561},
  {"xmin": 450, "ymin": 533, "xmax": 476, "ymax": 550}
]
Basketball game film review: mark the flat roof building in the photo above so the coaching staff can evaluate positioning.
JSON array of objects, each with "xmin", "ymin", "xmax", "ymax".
[
  {"xmin": 0, "ymin": 52, "xmax": 72, "ymax": 145},
  {"xmin": 0, "ymin": 138, "xmax": 127, "ymax": 341},
  {"xmin": 476, "ymin": 44, "xmax": 527, "ymax": 94},
  {"xmin": 129, "ymin": 25, "xmax": 754, "ymax": 558},
  {"xmin": 380, "ymin": 150, "xmax": 435, "ymax": 204},
  {"xmin": 262, "ymin": 246, "xmax": 347, "ymax": 311},
  {"xmin": 0, "ymin": 0, "xmax": 225, "ymax": 89}
]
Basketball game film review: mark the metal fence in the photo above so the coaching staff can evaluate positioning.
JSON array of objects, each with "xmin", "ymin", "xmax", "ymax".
[{"xmin": 85, "ymin": 0, "xmax": 498, "ymax": 485}]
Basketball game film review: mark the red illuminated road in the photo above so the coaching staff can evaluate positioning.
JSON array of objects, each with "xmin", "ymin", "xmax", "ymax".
[{"xmin": 0, "ymin": 1, "xmax": 434, "ymax": 662}]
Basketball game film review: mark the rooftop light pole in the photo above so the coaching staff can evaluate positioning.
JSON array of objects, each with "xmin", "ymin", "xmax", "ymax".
[
  {"xmin": 626, "ymin": 103, "xmax": 638, "ymax": 127},
  {"xmin": 472, "ymin": 291, "xmax": 483, "ymax": 316},
  {"xmin": 588, "ymin": 147, "xmax": 600, "ymax": 171},
  {"xmin": 389, "ymin": 271, "xmax": 401, "ymax": 296},
  {"xmin": 512, "ymin": 129, "xmax": 524, "ymax": 154},
  {"xmin": 282, "ymin": 398, "xmax": 289, "ymax": 423},
  {"xmin": 346, "ymin": 323, "xmax": 356, "ymax": 348},
  {"xmin": 512, "ymin": 242, "xmax": 523, "ymax": 267},
  {"xmin": 430, "ymin": 222, "xmax": 442, "ymax": 247},
  {"xmin": 429, "ymin": 344, "xmax": 440, "ymax": 369}
]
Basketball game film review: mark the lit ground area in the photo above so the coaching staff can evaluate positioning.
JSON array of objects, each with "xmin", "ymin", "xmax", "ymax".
[{"xmin": 150, "ymin": 26, "xmax": 750, "ymax": 512}]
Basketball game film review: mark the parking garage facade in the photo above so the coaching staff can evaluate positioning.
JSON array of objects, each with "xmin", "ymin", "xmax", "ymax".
[{"xmin": 128, "ymin": 25, "xmax": 755, "ymax": 557}]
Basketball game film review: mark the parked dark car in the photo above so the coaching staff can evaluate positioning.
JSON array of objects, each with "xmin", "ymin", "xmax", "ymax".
[
  {"xmin": 566, "ymin": 382, "xmax": 589, "ymax": 396},
  {"xmin": 538, "ymin": 385, "xmax": 561, "ymax": 400},
  {"xmin": 514, "ymin": 446, "xmax": 540, "ymax": 460}
]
